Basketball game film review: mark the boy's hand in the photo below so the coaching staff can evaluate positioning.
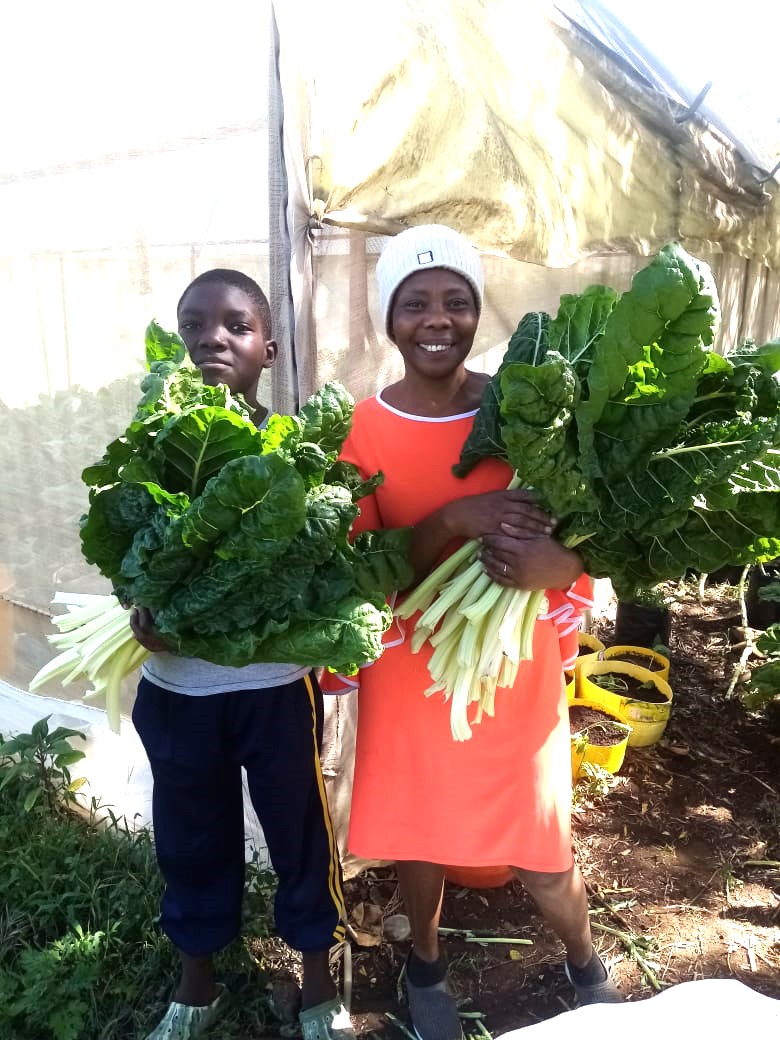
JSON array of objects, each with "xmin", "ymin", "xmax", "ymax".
[
  {"xmin": 129, "ymin": 606, "xmax": 173, "ymax": 653},
  {"xmin": 480, "ymin": 533, "xmax": 583, "ymax": 591}
]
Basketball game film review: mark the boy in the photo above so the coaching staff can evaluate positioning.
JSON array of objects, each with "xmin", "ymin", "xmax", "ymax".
[{"xmin": 130, "ymin": 269, "xmax": 354, "ymax": 1040}]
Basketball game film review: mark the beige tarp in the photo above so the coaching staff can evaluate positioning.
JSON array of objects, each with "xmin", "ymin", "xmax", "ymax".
[
  {"xmin": 274, "ymin": 0, "xmax": 780, "ymax": 402},
  {"xmin": 278, "ymin": 0, "xmax": 780, "ymax": 269}
]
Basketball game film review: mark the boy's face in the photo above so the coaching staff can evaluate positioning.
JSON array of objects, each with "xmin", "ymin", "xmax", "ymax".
[{"xmin": 177, "ymin": 282, "xmax": 276, "ymax": 403}]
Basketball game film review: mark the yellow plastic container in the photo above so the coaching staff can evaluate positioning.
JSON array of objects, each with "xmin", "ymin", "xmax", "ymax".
[
  {"xmin": 579, "ymin": 632, "xmax": 606, "ymax": 655},
  {"xmin": 567, "ymin": 632, "xmax": 607, "ymax": 702},
  {"xmin": 570, "ymin": 697, "xmax": 631, "ymax": 780},
  {"xmin": 577, "ymin": 659, "xmax": 673, "ymax": 747},
  {"xmin": 601, "ymin": 645, "xmax": 670, "ymax": 682},
  {"xmin": 565, "ymin": 672, "xmax": 576, "ymax": 702},
  {"xmin": 573, "ymin": 631, "xmax": 607, "ymax": 686},
  {"xmin": 578, "ymin": 660, "xmax": 673, "ymax": 748}
]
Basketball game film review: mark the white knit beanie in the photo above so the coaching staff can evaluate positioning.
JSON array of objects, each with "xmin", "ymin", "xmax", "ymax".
[{"xmin": 376, "ymin": 224, "xmax": 484, "ymax": 339}]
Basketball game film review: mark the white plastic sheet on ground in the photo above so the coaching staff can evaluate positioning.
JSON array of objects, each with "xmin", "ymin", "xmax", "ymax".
[{"xmin": 495, "ymin": 978, "xmax": 779, "ymax": 1037}]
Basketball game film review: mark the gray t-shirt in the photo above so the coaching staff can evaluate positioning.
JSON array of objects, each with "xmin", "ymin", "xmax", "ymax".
[{"xmin": 142, "ymin": 654, "xmax": 309, "ymax": 696}]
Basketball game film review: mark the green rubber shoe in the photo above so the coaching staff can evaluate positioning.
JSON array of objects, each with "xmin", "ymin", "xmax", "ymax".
[
  {"xmin": 144, "ymin": 985, "xmax": 227, "ymax": 1040},
  {"xmin": 299, "ymin": 996, "xmax": 356, "ymax": 1040}
]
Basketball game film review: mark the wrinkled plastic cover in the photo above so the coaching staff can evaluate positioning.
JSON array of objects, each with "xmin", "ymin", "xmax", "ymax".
[{"xmin": 276, "ymin": 0, "xmax": 780, "ymax": 270}]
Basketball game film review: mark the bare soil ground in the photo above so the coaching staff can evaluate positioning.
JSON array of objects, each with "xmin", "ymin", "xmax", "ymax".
[{"xmin": 256, "ymin": 582, "xmax": 780, "ymax": 1038}]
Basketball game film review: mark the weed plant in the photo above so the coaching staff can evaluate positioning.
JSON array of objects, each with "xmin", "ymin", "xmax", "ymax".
[
  {"xmin": 571, "ymin": 761, "xmax": 614, "ymax": 803},
  {"xmin": 0, "ymin": 719, "xmax": 282, "ymax": 1039}
]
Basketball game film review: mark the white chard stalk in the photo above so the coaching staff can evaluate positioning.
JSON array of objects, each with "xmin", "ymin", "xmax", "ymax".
[
  {"xmin": 29, "ymin": 593, "xmax": 149, "ymax": 733},
  {"xmin": 395, "ymin": 543, "xmax": 547, "ymax": 741}
]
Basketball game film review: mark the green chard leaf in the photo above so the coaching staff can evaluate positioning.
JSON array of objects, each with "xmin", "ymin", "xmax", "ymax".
[
  {"xmin": 144, "ymin": 319, "xmax": 187, "ymax": 369},
  {"xmin": 293, "ymin": 442, "xmax": 333, "ymax": 487},
  {"xmin": 80, "ymin": 483, "xmax": 174, "ymax": 582},
  {"xmin": 295, "ymin": 484, "xmax": 357, "ymax": 565},
  {"xmin": 117, "ymin": 518, "xmax": 197, "ymax": 609},
  {"xmin": 756, "ymin": 623, "xmax": 780, "ymax": 656},
  {"xmin": 350, "ymin": 528, "xmax": 415, "ymax": 598},
  {"xmin": 323, "ymin": 460, "xmax": 384, "ymax": 502},
  {"xmin": 152, "ymin": 407, "xmax": 263, "ymax": 498},
  {"xmin": 182, "ymin": 454, "xmax": 307, "ymax": 559},
  {"xmin": 577, "ymin": 243, "xmax": 720, "ymax": 479},
  {"xmin": 298, "ymin": 382, "xmax": 354, "ymax": 455},
  {"xmin": 455, "ymin": 312, "xmax": 551, "ymax": 477},
  {"xmin": 155, "ymin": 558, "xmax": 272, "ymax": 636},
  {"xmin": 172, "ymin": 596, "xmax": 392, "ymax": 674},
  {"xmin": 745, "ymin": 658, "xmax": 780, "ymax": 706},
  {"xmin": 548, "ymin": 284, "xmax": 618, "ymax": 372},
  {"xmin": 261, "ymin": 413, "xmax": 304, "ymax": 455},
  {"xmin": 758, "ymin": 581, "xmax": 780, "ymax": 604},
  {"xmin": 498, "ymin": 355, "xmax": 597, "ymax": 516}
]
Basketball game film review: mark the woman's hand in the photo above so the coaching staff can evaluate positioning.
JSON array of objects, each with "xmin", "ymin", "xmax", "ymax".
[
  {"xmin": 480, "ymin": 532, "xmax": 583, "ymax": 591},
  {"xmin": 409, "ymin": 489, "xmax": 554, "ymax": 584},
  {"xmin": 129, "ymin": 606, "xmax": 173, "ymax": 653},
  {"xmin": 444, "ymin": 488, "xmax": 554, "ymax": 542}
]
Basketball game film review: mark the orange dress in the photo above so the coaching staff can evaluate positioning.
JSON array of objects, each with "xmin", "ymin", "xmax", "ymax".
[{"xmin": 335, "ymin": 393, "xmax": 592, "ymax": 870}]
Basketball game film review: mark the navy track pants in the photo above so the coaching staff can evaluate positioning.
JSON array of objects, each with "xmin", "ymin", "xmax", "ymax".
[{"xmin": 132, "ymin": 672, "xmax": 346, "ymax": 957}]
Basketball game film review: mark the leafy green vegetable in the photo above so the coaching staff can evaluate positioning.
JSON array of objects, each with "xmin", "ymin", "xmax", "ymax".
[
  {"xmin": 456, "ymin": 243, "xmax": 780, "ymax": 599},
  {"xmin": 79, "ymin": 321, "xmax": 413, "ymax": 674},
  {"xmin": 758, "ymin": 580, "xmax": 780, "ymax": 604}
]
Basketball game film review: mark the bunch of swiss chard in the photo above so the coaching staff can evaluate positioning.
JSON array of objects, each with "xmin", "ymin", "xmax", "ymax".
[
  {"xmin": 458, "ymin": 242, "xmax": 780, "ymax": 590},
  {"xmin": 399, "ymin": 243, "xmax": 780, "ymax": 739},
  {"xmin": 33, "ymin": 321, "xmax": 413, "ymax": 729}
]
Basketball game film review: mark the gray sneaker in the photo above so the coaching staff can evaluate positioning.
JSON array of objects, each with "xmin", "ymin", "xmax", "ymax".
[
  {"xmin": 299, "ymin": 997, "xmax": 356, "ymax": 1040},
  {"xmin": 405, "ymin": 972, "xmax": 463, "ymax": 1040},
  {"xmin": 564, "ymin": 954, "xmax": 624, "ymax": 1005}
]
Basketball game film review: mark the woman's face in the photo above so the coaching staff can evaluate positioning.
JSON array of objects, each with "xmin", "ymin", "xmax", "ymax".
[{"xmin": 389, "ymin": 268, "xmax": 479, "ymax": 381}]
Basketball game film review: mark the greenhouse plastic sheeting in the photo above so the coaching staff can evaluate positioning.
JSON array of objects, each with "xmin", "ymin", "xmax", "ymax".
[{"xmin": 3, "ymin": 0, "xmax": 780, "ymax": 853}]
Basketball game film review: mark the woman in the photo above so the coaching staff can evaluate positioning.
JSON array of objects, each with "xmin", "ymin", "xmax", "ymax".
[{"xmin": 334, "ymin": 225, "xmax": 622, "ymax": 1040}]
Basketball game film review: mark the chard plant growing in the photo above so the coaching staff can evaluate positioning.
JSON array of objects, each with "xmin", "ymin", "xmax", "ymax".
[
  {"xmin": 398, "ymin": 243, "xmax": 780, "ymax": 739},
  {"xmin": 741, "ymin": 580, "xmax": 780, "ymax": 714}
]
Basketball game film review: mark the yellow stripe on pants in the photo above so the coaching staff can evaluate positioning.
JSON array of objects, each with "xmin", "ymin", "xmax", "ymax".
[{"xmin": 304, "ymin": 672, "xmax": 347, "ymax": 943}]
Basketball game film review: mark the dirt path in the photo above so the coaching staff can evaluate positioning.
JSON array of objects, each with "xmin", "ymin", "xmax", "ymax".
[{"xmin": 253, "ymin": 583, "xmax": 780, "ymax": 1037}]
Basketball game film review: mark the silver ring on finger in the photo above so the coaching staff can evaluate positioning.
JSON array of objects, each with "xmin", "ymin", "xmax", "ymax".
[{"xmin": 503, "ymin": 562, "xmax": 508, "ymax": 577}]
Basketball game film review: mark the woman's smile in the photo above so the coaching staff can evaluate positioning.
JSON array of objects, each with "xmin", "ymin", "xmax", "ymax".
[{"xmin": 389, "ymin": 268, "xmax": 479, "ymax": 382}]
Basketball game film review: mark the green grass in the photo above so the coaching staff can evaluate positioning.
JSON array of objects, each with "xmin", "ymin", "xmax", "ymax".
[{"xmin": 0, "ymin": 721, "xmax": 284, "ymax": 1040}]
